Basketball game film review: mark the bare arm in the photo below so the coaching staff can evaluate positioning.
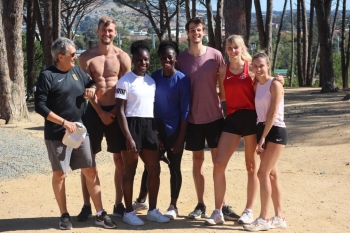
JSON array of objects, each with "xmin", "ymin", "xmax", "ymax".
[
  {"xmin": 257, "ymin": 81, "xmax": 284, "ymax": 152},
  {"xmin": 116, "ymin": 98, "xmax": 136, "ymax": 153},
  {"xmin": 217, "ymin": 64, "xmax": 226, "ymax": 101}
]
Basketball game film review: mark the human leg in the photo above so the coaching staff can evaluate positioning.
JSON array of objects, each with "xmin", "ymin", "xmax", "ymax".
[
  {"xmin": 132, "ymin": 165, "xmax": 149, "ymax": 211},
  {"xmin": 257, "ymin": 143, "xmax": 284, "ymax": 220},
  {"xmin": 52, "ymin": 171, "xmax": 68, "ymax": 215}
]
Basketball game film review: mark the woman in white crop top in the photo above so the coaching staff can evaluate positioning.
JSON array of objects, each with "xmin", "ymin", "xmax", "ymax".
[
  {"xmin": 115, "ymin": 41, "xmax": 170, "ymax": 226},
  {"xmin": 244, "ymin": 52, "xmax": 288, "ymax": 232}
]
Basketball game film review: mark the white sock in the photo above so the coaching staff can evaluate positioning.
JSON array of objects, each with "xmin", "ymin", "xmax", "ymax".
[{"xmin": 97, "ymin": 210, "xmax": 104, "ymax": 216}]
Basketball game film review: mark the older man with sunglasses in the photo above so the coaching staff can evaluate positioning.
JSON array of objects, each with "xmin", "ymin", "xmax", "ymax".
[{"xmin": 35, "ymin": 37, "xmax": 116, "ymax": 230}]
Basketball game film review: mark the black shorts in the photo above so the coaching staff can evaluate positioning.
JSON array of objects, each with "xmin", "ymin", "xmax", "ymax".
[
  {"xmin": 120, "ymin": 117, "xmax": 158, "ymax": 152},
  {"xmin": 185, "ymin": 118, "xmax": 224, "ymax": 151},
  {"xmin": 83, "ymin": 103, "xmax": 123, "ymax": 154},
  {"xmin": 257, "ymin": 122, "xmax": 288, "ymax": 145},
  {"xmin": 223, "ymin": 109, "xmax": 257, "ymax": 136}
]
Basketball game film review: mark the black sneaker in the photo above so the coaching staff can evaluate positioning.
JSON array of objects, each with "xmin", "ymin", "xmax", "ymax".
[
  {"xmin": 188, "ymin": 203, "xmax": 207, "ymax": 219},
  {"xmin": 59, "ymin": 213, "xmax": 72, "ymax": 230},
  {"xmin": 112, "ymin": 203, "xmax": 126, "ymax": 217},
  {"xmin": 95, "ymin": 211, "xmax": 117, "ymax": 229},
  {"xmin": 222, "ymin": 205, "xmax": 240, "ymax": 221},
  {"xmin": 77, "ymin": 205, "xmax": 92, "ymax": 222}
]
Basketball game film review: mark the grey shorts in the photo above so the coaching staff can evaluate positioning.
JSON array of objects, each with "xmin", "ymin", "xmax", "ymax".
[{"xmin": 45, "ymin": 136, "xmax": 96, "ymax": 173}]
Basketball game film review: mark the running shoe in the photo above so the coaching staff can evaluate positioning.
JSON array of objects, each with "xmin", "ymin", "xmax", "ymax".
[
  {"xmin": 95, "ymin": 211, "xmax": 117, "ymax": 229},
  {"xmin": 147, "ymin": 209, "xmax": 170, "ymax": 223},
  {"xmin": 238, "ymin": 208, "xmax": 254, "ymax": 224},
  {"xmin": 243, "ymin": 218, "xmax": 270, "ymax": 231},
  {"xmin": 132, "ymin": 199, "xmax": 149, "ymax": 211},
  {"xmin": 269, "ymin": 216, "xmax": 287, "ymax": 229},
  {"xmin": 164, "ymin": 205, "xmax": 178, "ymax": 220},
  {"xmin": 205, "ymin": 209, "xmax": 224, "ymax": 225},
  {"xmin": 59, "ymin": 213, "xmax": 72, "ymax": 230},
  {"xmin": 123, "ymin": 211, "xmax": 145, "ymax": 226},
  {"xmin": 76, "ymin": 205, "xmax": 92, "ymax": 222},
  {"xmin": 113, "ymin": 203, "xmax": 126, "ymax": 217},
  {"xmin": 188, "ymin": 203, "xmax": 207, "ymax": 219},
  {"xmin": 222, "ymin": 205, "xmax": 240, "ymax": 221}
]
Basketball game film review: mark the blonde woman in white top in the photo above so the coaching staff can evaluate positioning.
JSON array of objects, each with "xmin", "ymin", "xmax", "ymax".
[{"xmin": 244, "ymin": 52, "xmax": 287, "ymax": 232}]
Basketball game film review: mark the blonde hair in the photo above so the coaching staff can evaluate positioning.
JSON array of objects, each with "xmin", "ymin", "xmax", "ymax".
[
  {"xmin": 98, "ymin": 15, "xmax": 117, "ymax": 29},
  {"xmin": 226, "ymin": 35, "xmax": 252, "ymax": 62},
  {"xmin": 252, "ymin": 51, "xmax": 270, "ymax": 64}
]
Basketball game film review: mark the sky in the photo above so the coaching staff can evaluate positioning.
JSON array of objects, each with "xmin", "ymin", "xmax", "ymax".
[{"xmin": 198, "ymin": 0, "xmax": 345, "ymax": 12}]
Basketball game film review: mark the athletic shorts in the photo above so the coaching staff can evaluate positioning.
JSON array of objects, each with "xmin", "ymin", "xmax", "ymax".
[
  {"xmin": 256, "ymin": 122, "xmax": 288, "ymax": 145},
  {"xmin": 45, "ymin": 136, "xmax": 95, "ymax": 174},
  {"xmin": 185, "ymin": 118, "xmax": 224, "ymax": 151},
  {"xmin": 83, "ymin": 103, "xmax": 123, "ymax": 154},
  {"xmin": 223, "ymin": 109, "xmax": 257, "ymax": 136},
  {"xmin": 120, "ymin": 117, "xmax": 158, "ymax": 152}
]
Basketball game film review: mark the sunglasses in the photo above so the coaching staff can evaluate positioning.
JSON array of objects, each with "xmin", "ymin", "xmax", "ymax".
[{"xmin": 69, "ymin": 52, "xmax": 76, "ymax": 57}]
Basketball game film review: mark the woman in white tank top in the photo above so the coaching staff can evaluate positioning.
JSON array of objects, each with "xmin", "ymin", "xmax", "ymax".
[{"xmin": 244, "ymin": 52, "xmax": 288, "ymax": 231}]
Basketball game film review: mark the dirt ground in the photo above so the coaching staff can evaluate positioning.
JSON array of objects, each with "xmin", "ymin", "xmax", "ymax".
[{"xmin": 0, "ymin": 88, "xmax": 350, "ymax": 233}]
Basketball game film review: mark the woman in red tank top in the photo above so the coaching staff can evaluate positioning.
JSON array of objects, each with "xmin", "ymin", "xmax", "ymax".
[{"xmin": 205, "ymin": 35, "xmax": 259, "ymax": 226}]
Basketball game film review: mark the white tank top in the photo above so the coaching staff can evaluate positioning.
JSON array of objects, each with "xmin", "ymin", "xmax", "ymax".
[{"xmin": 255, "ymin": 78, "xmax": 286, "ymax": 127}]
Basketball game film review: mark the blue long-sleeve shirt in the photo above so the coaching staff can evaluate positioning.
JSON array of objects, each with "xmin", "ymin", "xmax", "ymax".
[{"xmin": 151, "ymin": 70, "xmax": 191, "ymax": 136}]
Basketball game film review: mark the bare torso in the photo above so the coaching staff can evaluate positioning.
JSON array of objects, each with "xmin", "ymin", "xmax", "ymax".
[{"xmin": 80, "ymin": 46, "xmax": 130, "ymax": 106}]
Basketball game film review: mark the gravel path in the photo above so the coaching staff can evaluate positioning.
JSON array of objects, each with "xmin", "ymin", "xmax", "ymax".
[{"xmin": 0, "ymin": 127, "xmax": 49, "ymax": 180}]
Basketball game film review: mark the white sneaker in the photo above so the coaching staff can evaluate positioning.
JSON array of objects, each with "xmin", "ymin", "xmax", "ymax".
[
  {"xmin": 164, "ymin": 205, "xmax": 178, "ymax": 220},
  {"xmin": 205, "ymin": 209, "xmax": 225, "ymax": 226},
  {"xmin": 269, "ymin": 216, "xmax": 287, "ymax": 229},
  {"xmin": 132, "ymin": 199, "xmax": 149, "ymax": 212},
  {"xmin": 238, "ymin": 208, "xmax": 254, "ymax": 224},
  {"xmin": 122, "ymin": 211, "xmax": 144, "ymax": 226},
  {"xmin": 147, "ymin": 209, "xmax": 170, "ymax": 223},
  {"xmin": 243, "ymin": 218, "xmax": 271, "ymax": 231}
]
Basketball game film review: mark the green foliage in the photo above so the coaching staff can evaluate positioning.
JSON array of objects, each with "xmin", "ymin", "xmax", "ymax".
[
  {"xmin": 74, "ymin": 36, "xmax": 86, "ymax": 50},
  {"xmin": 22, "ymin": 34, "xmax": 44, "ymax": 86}
]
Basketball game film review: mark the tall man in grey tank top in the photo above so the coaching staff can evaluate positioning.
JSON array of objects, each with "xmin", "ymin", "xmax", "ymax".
[
  {"xmin": 176, "ymin": 17, "xmax": 240, "ymax": 221},
  {"xmin": 78, "ymin": 15, "xmax": 131, "ymax": 220}
]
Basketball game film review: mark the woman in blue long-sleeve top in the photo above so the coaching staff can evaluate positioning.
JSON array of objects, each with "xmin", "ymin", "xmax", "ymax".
[{"xmin": 132, "ymin": 41, "xmax": 191, "ymax": 220}]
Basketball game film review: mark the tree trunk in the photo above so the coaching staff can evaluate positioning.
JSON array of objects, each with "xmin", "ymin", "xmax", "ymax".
[
  {"xmin": 52, "ymin": 0, "xmax": 61, "ymax": 40},
  {"xmin": 0, "ymin": 0, "xmax": 29, "ymax": 123},
  {"xmin": 214, "ymin": 0, "xmax": 223, "ymax": 51},
  {"xmin": 272, "ymin": 0, "xmax": 288, "ymax": 72},
  {"xmin": 290, "ymin": 0, "xmax": 295, "ymax": 87},
  {"xmin": 254, "ymin": 0, "xmax": 265, "ymax": 49},
  {"xmin": 312, "ymin": 0, "xmax": 337, "ymax": 92},
  {"xmin": 264, "ymin": 0, "xmax": 273, "ymax": 58},
  {"xmin": 301, "ymin": 0, "xmax": 308, "ymax": 86},
  {"xmin": 297, "ymin": 0, "xmax": 304, "ymax": 86},
  {"xmin": 26, "ymin": 0, "xmax": 36, "ymax": 95},
  {"xmin": 185, "ymin": 0, "xmax": 191, "ymax": 21},
  {"xmin": 341, "ymin": 0, "xmax": 349, "ymax": 88},
  {"xmin": 224, "ymin": 0, "xmax": 248, "ymax": 43},
  {"xmin": 306, "ymin": 2, "xmax": 314, "ymax": 86},
  {"xmin": 245, "ymin": 0, "xmax": 252, "ymax": 45},
  {"xmin": 176, "ymin": 0, "xmax": 180, "ymax": 45},
  {"xmin": 192, "ymin": 0, "xmax": 196, "ymax": 18},
  {"xmin": 311, "ymin": 43, "xmax": 320, "ymax": 86},
  {"xmin": 43, "ymin": 0, "xmax": 53, "ymax": 67},
  {"xmin": 205, "ymin": 0, "xmax": 215, "ymax": 48}
]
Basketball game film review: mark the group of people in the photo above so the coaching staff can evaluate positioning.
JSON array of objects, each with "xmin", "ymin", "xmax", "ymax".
[{"xmin": 35, "ymin": 15, "xmax": 287, "ymax": 232}]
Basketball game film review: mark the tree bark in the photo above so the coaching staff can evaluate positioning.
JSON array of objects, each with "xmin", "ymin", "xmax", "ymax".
[
  {"xmin": 254, "ymin": 0, "xmax": 265, "ymax": 49},
  {"xmin": 272, "ymin": 0, "xmax": 288, "ymax": 72},
  {"xmin": 0, "ymin": 0, "xmax": 29, "ymax": 123},
  {"xmin": 312, "ymin": 0, "xmax": 337, "ymax": 92},
  {"xmin": 43, "ymin": 0, "xmax": 53, "ymax": 67},
  {"xmin": 224, "ymin": 0, "xmax": 248, "ymax": 43},
  {"xmin": 306, "ymin": 2, "xmax": 314, "ymax": 86},
  {"xmin": 264, "ymin": 0, "xmax": 273, "ymax": 58},
  {"xmin": 192, "ymin": 0, "xmax": 196, "ymax": 19},
  {"xmin": 26, "ymin": 0, "xmax": 36, "ymax": 95},
  {"xmin": 214, "ymin": 0, "xmax": 223, "ymax": 51},
  {"xmin": 289, "ymin": 0, "xmax": 295, "ymax": 87},
  {"xmin": 52, "ymin": 0, "xmax": 61, "ymax": 40},
  {"xmin": 297, "ymin": 0, "xmax": 304, "ymax": 86},
  {"xmin": 205, "ymin": 0, "xmax": 215, "ymax": 48},
  {"xmin": 341, "ymin": 0, "xmax": 349, "ymax": 88},
  {"xmin": 301, "ymin": 0, "xmax": 308, "ymax": 85},
  {"xmin": 185, "ymin": 0, "xmax": 191, "ymax": 21}
]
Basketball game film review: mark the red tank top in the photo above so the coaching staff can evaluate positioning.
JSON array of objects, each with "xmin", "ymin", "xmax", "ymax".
[{"xmin": 224, "ymin": 61, "xmax": 255, "ymax": 116}]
